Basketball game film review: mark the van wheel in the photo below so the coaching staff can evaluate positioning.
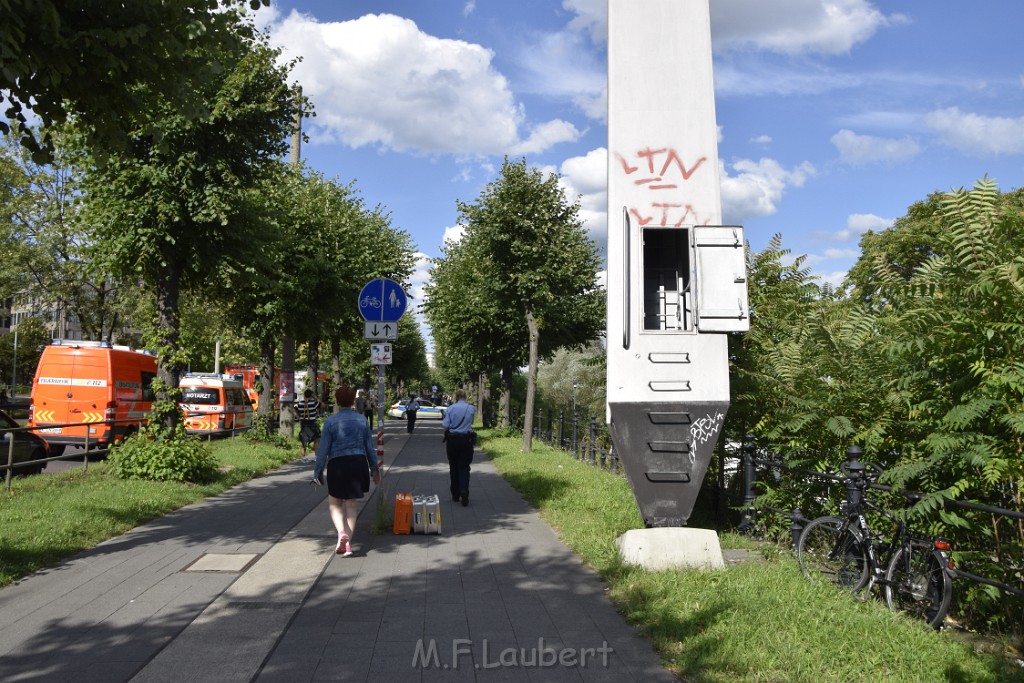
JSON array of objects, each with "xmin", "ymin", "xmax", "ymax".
[{"xmin": 47, "ymin": 444, "xmax": 65, "ymax": 458}]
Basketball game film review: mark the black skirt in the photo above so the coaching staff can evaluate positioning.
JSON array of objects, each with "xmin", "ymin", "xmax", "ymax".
[{"xmin": 326, "ymin": 455, "xmax": 370, "ymax": 500}]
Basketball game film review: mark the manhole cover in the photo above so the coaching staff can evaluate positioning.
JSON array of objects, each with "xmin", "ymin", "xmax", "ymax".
[{"xmin": 183, "ymin": 553, "xmax": 260, "ymax": 573}]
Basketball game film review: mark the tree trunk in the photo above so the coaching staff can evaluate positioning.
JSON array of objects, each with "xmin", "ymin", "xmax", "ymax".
[
  {"xmin": 477, "ymin": 371, "xmax": 490, "ymax": 428},
  {"xmin": 330, "ymin": 337, "xmax": 342, "ymax": 412},
  {"xmin": 500, "ymin": 366, "xmax": 512, "ymax": 429},
  {"xmin": 153, "ymin": 267, "xmax": 183, "ymax": 437},
  {"xmin": 306, "ymin": 336, "xmax": 320, "ymax": 398},
  {"xmin": 258, "ymin": 338, "xmax": 275, "ymax": 419},
  {"xmin": 521, "ymin": 304, "xmax": 540, "ymax": 451}
]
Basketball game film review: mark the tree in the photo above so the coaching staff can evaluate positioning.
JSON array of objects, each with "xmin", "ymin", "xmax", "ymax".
[
  {"xmin": 845, "ymin": 194, "xmax": 946, "ymax": 308},
  {"xmin": 0, "ymin": 317, "xmax": 50, "ymax": 391},
  {"xmin": 451, "ymin": 158, "xmax": 604, "ymax": 450},
  {"xmin": 2, "ymin": 0, "xmax": 269, "ymax": 162},
  {"xmin": 83, "ymin": 31, "xmax": 297, "ymax": 434},
  {"xmin": 0, "ymin": 128, "xmax": 136, "ymax": 340}
]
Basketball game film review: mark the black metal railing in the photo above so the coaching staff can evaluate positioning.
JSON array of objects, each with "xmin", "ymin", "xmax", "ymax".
[
  {"xmin": 502, "ymin": 404, "xmax": 621, "ymax": 473},
  {"xmin": 729, "ymin": 436, "xmax": 1024, "ymax": 600}
]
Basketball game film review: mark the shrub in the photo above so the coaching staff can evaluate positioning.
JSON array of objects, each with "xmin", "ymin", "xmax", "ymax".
[
  {"xmin": 109, "ymin": 425, "xmax": 217, "ymax": 483},
  {"xmin": 243, "ymin": 415, "xmax": 294, "ymax": 449}
]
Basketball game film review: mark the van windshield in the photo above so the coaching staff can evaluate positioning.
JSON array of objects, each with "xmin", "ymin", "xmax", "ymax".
[{"xmin": 182, "ymin": 388, "xmax": 220, "ymax": 405}]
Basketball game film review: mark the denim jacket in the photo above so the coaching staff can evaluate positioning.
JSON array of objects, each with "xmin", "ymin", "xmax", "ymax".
[{"xmin": 313, "ymin": 409, "xmax": 378, "ymax": 480}]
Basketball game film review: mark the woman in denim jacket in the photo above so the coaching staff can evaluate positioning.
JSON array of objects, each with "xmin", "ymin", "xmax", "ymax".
[{"xmin": 313, "ymin": 386, "xmax": 381, "ymax": 556}]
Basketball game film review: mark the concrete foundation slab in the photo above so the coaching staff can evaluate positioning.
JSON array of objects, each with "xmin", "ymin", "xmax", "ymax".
[{"xmin": 616, "ymin": 528, "xmax": 725, "ymax": 571}]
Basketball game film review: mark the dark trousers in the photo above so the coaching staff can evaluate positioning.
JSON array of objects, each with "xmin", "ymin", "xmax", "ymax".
[
  {"xmin": 406, "ymin": 410, "xmax": 417, "ymax": 433},
  {"xmin": 446, "ymin": 433, "xmax": 474, "ymax": 498},
  {"xmin": 364, "ymin": 408, "xmax": 374, "ymax": 429}
]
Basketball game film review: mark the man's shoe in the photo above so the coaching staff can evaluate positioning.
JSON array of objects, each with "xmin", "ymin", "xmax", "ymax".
[
  {"xmin": 452, "ymin": 495, "xmax": 460, "ymax": 502},
  {"xmin": 460, "ymin": 494, "xmax": 468, "ymax": 507}
]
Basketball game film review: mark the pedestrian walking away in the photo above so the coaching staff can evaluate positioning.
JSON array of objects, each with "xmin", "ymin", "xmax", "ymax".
[
  {"xmin": 357, "ymin": 388, "xmax": 374, "ymax": 429},
  {"xmin": 296, "ymin": 388, "xmax": 323, "ymax": 459},
  {"xmin": 312, "ymin": 386, "xmax": 381, "ymax": 556},
  {"xmin": 442, "ymin": 388, "xmax": 476, "ymax": 506},
  {"xmin": 405, "ymin": 393, "xmax": 420, "ymax": 433}
]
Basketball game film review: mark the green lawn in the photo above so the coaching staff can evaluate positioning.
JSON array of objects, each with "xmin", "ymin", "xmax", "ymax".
[
  {"xmin": 0, "ymin": 437, "xmax": 297, "ymax": 587},
  {"xmin": 481, "ymin": 429, "xmax": 1023, "ymax": 683}
]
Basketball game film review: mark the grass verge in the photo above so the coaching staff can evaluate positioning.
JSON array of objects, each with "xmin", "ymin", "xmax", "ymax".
[
  {"xmin": 481, "ymin": 429, "xmax": 1024, "ymax": 683},
  {"xmin": 0, "ymin": 437, "xmax": 297, "ymax": 588}
]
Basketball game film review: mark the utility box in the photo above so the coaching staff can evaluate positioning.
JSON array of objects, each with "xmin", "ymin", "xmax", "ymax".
[{"xmin": 606, "ymin": 0, "xmax": 749, "ymax": 527}]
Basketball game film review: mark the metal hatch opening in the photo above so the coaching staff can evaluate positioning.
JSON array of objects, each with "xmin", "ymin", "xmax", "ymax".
[{"xmin": 643, "ymin": 227, "xmax": 691, "ymax": 331}]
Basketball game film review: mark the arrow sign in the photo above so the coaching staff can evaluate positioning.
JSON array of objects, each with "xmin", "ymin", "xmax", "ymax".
[
  {"xmin": 358, "ymin": 278, "xmax": 407, "ymax": 322},
  {"xmin": 364, "ymin": 321, "xmax": 398, "ymax": 340},
  {"xmin": 371, "ymin": 343, "xmax": 393, "ymax": 365}
]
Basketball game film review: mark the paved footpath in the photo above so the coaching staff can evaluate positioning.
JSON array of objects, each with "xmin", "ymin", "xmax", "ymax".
[{"xmin": 0, "ymin": 420, "xmax": 677, "ymax": 682}]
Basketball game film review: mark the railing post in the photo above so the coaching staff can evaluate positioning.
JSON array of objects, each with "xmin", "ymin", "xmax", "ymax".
[
  {"xmin": 572, "ymin": 413, "xmax": 579, "ymax": 459},
  {"xmin": 557, "ymin": 411, "xmax": 565, "ymax": 449},
  {"xmin": 609, "ymin": 443, "xmax": 617, "ymax": 473},
  {"xmin": 844, "ymin": 445, "xmax": 865, "ymax": 512},
  {"xmin": 535, "ymin": 407, "xmax": 542, "ymax": 439},
  {"xmin": 84, "ymin": 430, "xmax": 91, "ymax": 472},
  {"xmin": 790, "ymin": 507, "xmax": 806, "ymax": 549},
  {"xmin": 737, "ymin": 434, "xmax": 756, "ymax": 534},
  {"xmin": 546, "ymin": 409, "xmax": 553, "ymax": 444},
  {"xmin": 588, "ymin": 415, "xmax": 597, "ymax": 464},
  {"xmin": 5, "ymin": 429, "xmax": 15, "ymax": 491}
]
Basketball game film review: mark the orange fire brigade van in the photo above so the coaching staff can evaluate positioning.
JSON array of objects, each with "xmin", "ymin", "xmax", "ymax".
[
  {"xmin": 179, "ymin": 373, "xmax": 255, "ymax": 436},
  {"xmin": 29, "ymin": 340, "xmax": 158, "ymax": 455}
]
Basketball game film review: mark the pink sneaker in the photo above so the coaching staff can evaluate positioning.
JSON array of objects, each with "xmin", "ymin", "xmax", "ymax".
[{"xmin": 336, "ymin": 535, "xmax": 350, "ymax": 555}]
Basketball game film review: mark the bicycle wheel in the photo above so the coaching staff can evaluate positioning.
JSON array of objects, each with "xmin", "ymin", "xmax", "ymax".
[
  {"xmin": 883, "ymin": 543, "xmax": 952, "ymax": 630},
  {"xmin": 797, "ymin": 516, "xmax": 869, "ymax": 591}
]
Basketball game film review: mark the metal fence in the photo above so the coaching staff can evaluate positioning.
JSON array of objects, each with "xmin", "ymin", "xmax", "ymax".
[
  {"xmin": 729, "ymin": 436, "xmax": 1024, "ymax": 600},
  {"xmin": 1, "ymin": 418, "xmax": 254, "ymax": 491},
  {"xmin": 507, "ymin": 404, "xmax": 622, "ymax": 473}
]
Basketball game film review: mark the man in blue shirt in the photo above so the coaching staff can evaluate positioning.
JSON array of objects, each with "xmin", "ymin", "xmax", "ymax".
[{"xmin": 442, "ymin": 388, "xmax": 476, "ymax": 506}]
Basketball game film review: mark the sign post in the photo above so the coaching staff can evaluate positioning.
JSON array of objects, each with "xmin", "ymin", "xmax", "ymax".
[{"xmin": 359, "ymin": 279, "xmax": 408, "ymax": 439}]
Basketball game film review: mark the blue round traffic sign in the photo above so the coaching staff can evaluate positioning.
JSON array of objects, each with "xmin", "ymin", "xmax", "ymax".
[{"xmin": 358, "ymin": 278, "xmax": 407, "ymax": 322}]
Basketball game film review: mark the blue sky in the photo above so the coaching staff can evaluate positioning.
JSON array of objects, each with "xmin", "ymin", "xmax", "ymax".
[{"xmin": 252, "ymin": 0, "xmax": 1024, "ymax": 334}]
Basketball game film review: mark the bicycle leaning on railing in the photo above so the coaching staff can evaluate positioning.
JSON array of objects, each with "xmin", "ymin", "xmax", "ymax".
[{"xmin": 795, "ymin": 452, "xmax": 956, "ymax": 629}]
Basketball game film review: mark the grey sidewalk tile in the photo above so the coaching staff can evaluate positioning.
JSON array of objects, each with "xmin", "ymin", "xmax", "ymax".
[{"xmin": 370, "ymin": 639, "xmax": 427, "ymax": 672}]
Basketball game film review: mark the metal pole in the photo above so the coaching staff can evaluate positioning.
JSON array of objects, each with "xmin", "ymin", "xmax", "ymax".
[
  {"xmin": 11, "ymin": 321, "xmax": 17, "ymax": 397},
  {"xmin": 589, "ymin": 415, "xmax": 597, "ymax": 463},
  {"xmin": 377, "ymin": 365, "xmax": 386, "ymax": 435},
  {"xmin": 737, "ymin": 434, "xmax": 756, "ymax": 534},
  {"xmin": 557, "ymin": 411, "xmax": 564, "ymax": 449},
  {"xmin": 5, "ymin": 431, "xmax": 15, "ymax": 491},
  {"xmin": 572, "ymin": 413, "xmax": 579, "ymax": 459}
]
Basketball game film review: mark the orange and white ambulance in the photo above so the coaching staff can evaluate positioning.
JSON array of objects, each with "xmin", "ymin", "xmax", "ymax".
[
  {"xmin": 179, "ymin": 373, "xmax": 255, "ymax": 436},
  {"xmin": 29, "ymin": 340, "xmax": 158, "ymax": 455}
]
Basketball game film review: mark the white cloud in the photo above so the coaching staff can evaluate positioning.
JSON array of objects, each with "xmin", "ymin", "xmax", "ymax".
[
  {"xmin": 515, "ymin": 27, "xmax": 606, "ymax": 123},
  {"xmin": 719, "ymin": 158, "xmax": 816, "ymax": 223},
  {"xmin": 563, "ymin": 0, "xmax": 608, "ymax": 44},
  {"xmin": 463, "ymin": 1, "xmax": 476, "ymax": 18},
  {"xmin": 267, "ymin": 12, "xmax": 577, "ymax": 155},
  {"xmin": 442, "ymin": 225, "xmax": 466, "ymax": 245},
  {"xmin": 710, "ymin": 0, "xmax": 906, "ymax": 55},
  {"xmin": 751, "ymin": 134, "xmax": 773, "ymax": 144},
  {"xmin": 815, "ymin": 212, "xmax": 893, "ymax": 242},
  {"xmin": 558, "ymin": 148, "xmax": 608, "ymax": 244},
  {"xmin": 831, "ymin": 129, "xmax": 921, "ymax": 165},
  {"xmin": 922, "ymin": 107, "xmax": 1024, "ymax": 156},
  {"xmin": 823, "ymin": 247, "xmax": 861, "ymax": 259}
]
